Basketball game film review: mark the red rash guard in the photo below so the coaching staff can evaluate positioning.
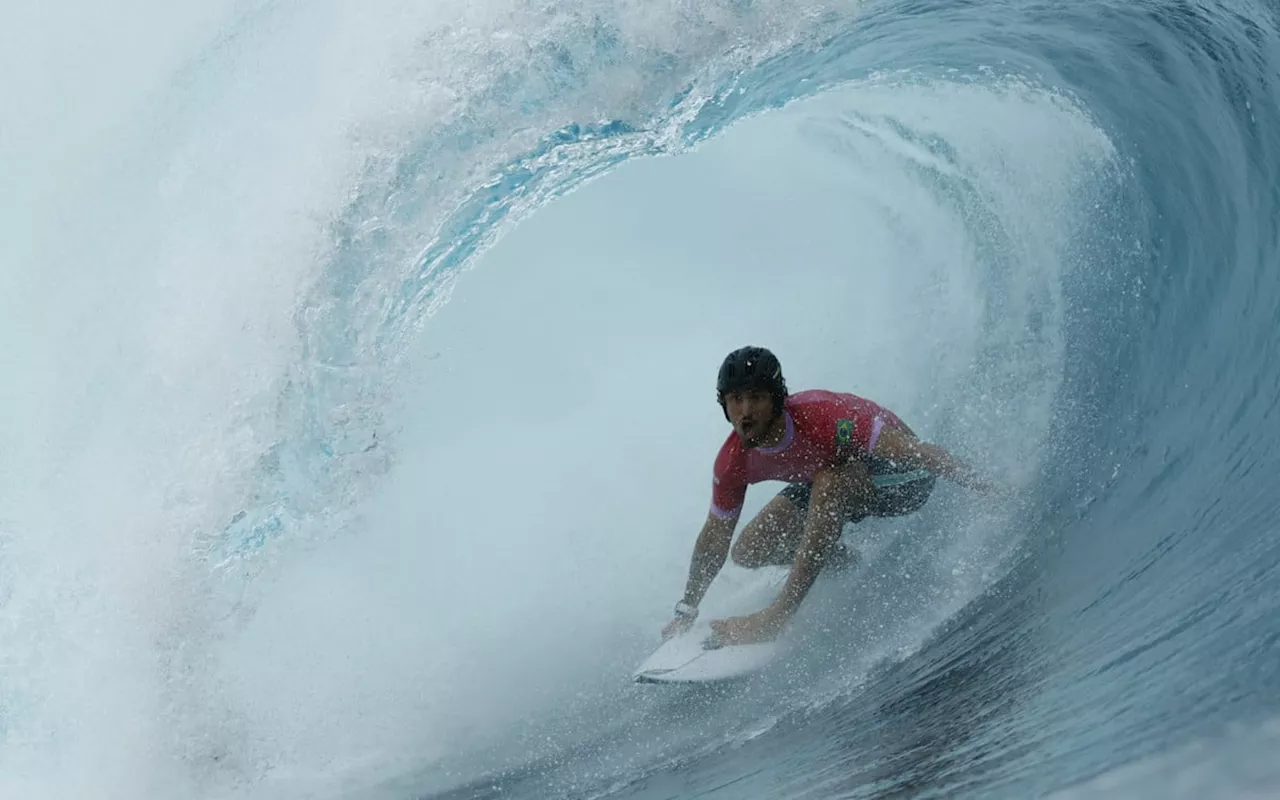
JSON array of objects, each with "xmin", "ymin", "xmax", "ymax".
[{"xmin": 710, "ymin": 389, "xmax": 905, "ymax": 520}]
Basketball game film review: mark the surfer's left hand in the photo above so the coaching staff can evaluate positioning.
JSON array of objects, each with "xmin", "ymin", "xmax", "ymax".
[{"xmin": 708, "ymin": 608, "xmax": 785, "ymax": 647}]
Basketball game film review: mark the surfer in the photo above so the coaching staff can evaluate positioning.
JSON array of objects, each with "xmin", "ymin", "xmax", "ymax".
[{"xmin": 662, "ymin": 346, "xmax": 1008, "ymax": 647}]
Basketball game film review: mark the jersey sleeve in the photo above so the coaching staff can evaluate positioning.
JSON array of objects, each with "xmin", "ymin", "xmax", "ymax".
[{"xmin": 710, "ymin": 439, "xmax": 747, "ymax": 520}]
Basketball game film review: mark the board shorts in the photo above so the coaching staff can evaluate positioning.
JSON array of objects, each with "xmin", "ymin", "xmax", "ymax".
[{"xmin": 777, "ymin": 461, "xmax": 936, "ymax": 525}]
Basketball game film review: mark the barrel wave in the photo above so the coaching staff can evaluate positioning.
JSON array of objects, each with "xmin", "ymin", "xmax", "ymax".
[{"xmin": 2, "ymin": 0, "xmax": 1278, "ymax": 798}]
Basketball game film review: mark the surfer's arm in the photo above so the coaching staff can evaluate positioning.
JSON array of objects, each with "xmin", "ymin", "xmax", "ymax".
[
  {"xmin": 679, "ymin": 512, "xmax": 737, "ymax": 608},
  {"xmin": 769, "ymin": 467, "xmax": 851, "ymax": 619},
  {"xmin": 771, "ymin": 530, "xmax": 835, "ymax": 619},
  {"xmin": 873, "ymin": 426, "xmax": 1005, "ymax": 497}
]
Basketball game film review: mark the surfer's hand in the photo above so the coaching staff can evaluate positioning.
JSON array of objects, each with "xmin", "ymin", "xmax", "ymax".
[
  {"xmin": 662, "ymin": 614, "xmax": 695, "ymax": 641},
  {"xmin": 708, "ymin": 608, "xmax": 785, "ymax": 647}
]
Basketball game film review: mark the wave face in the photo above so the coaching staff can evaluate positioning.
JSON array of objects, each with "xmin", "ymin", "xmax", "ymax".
[{"xmin": 3, "ymin": 0, "xmax": 1279, "ymax": 798}]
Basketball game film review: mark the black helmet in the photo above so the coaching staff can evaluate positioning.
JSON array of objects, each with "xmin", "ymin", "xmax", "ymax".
[{"xmin": 716, "ymin": 346, "xmax": 787, "ymax": 420}]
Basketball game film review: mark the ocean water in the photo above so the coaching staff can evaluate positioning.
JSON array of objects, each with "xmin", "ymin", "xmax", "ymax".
[{"xmin": 2, "ymin": 0, "xmax": 1279, "ymax": 797}]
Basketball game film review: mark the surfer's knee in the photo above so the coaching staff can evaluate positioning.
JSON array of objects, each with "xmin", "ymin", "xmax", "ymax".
[
  {"xmin": 731, "ymin": 495, "xmax": 802, "ymax": 568},
  {"xmin": 810, "ymin": 462, "xmax": 874, "ymax": 521},
  {"xmin": 811, "ymin": 461, "xmax": 871, "ymax": 496},
  {"xmin": 730, "ymin": 539, "xmax": 761, "ymax": 568},
  {"xmin": 730, "ymin": 510, "xmax": 777, "ymax": 568}
]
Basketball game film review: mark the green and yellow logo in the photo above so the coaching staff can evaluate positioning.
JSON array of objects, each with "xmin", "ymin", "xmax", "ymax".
[{"xmin": 836, "ymin": 418, "xmax": 854, "ymax": 445}]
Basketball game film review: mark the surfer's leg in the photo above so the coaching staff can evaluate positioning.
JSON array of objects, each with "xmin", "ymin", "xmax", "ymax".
[
  {"xmin": 808, "ymin": 460, "xmax": 878, "ymax": 531},
  {"xmin": 731, "ymin": 462, "xmax": 880, "ymax": 568},
  {"xmin": 787, "ymin": 460, "xmax": 878, "ymax": 570},
  {"xmin": 730, "ymin": 491, "xmax": 807, "ymax": 568},
  {"xmin": 763, "ymin": 462, "xmax": 878, "ymax": 613}
]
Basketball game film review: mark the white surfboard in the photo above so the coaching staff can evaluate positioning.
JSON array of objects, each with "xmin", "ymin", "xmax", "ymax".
[
  {"xmin": 633, "ymin": 621, "xmax": 781, "ymax": 684},
  {"xmin": 633, "ymin": 531, "xmax": 877, "ymax": 685}
]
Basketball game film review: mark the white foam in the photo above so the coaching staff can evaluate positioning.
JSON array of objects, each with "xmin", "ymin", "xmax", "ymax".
[{"xmin": 0, "ymin": 1, "xmax": 1117, "ymax": 795}]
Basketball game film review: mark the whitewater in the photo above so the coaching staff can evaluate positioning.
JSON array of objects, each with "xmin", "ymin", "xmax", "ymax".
[{"xmin": 2, "ymin": 0, "xmax": 1279, "ymax": 797}]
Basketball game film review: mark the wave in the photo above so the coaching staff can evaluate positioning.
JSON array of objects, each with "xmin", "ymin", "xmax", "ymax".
[{"xmin": 2, "ymin": 0, "xmax": 1278, "ymax": 798}]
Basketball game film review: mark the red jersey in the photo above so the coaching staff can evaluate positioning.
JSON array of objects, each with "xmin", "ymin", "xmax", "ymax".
[{"xmin": 709, "ymin": 389, "xmax": 905, "ymax": 519}]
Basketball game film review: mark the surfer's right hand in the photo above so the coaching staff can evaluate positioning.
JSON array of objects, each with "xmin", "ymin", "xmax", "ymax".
[
  {"xmin": 661, "ymin": 615, "xmax": 695, "ymax": 640},
  {"xmin": 662, "ymin": 601, "xmax": 698, "ymax": 640}
]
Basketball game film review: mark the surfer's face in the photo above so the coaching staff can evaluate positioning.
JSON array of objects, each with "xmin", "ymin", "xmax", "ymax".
[{"xmin": 725, "ymin": 389, "xmax": 778, "ymax": 447}]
